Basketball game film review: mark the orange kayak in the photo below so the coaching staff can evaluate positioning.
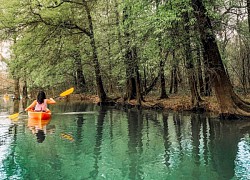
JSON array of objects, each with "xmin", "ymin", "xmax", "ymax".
[{"xmin": 28, "ymin": 109, "xmax": 51, "ymax": 120}]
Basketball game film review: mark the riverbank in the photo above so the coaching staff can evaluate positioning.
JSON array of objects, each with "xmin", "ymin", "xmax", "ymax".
[{"xmin": 69, "ymin": 93, "xmax": 223, "ymax": 114}]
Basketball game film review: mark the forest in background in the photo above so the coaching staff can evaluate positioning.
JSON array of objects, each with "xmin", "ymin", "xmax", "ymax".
[{"xmin": 0, "ymin": 0, "xmax": 250, "ymax": 117}]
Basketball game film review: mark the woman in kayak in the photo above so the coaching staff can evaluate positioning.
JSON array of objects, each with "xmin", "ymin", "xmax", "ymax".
[{"xmin": 25, "ymin": 91, "xmax": 56, "ymax": 112}]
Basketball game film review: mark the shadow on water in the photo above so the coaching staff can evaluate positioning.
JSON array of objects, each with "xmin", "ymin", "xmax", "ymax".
[{"xmin": 89, "ymin": 106, "xmax": 107, "ymax": 179}]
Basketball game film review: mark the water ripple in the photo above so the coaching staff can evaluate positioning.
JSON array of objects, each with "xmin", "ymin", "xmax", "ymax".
[{"xmin": 234, "ymin": 134, "xmax": 250, "ymax": 180}]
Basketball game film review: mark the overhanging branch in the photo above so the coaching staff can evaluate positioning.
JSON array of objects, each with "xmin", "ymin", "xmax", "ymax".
[{"xmin": 29, "ymin": 4, "xmax": 91, "ymax": 36}]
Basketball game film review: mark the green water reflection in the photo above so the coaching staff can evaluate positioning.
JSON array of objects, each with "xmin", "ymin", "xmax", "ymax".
[{"xmin": 0, "ymin": 101, "xmax": 250, "ymax": 179}]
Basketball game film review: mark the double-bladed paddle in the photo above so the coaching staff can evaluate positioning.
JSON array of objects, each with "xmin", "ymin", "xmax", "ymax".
[{"xmin": 8, "ymin": 87, "xmax": 74, "ymax": 120}]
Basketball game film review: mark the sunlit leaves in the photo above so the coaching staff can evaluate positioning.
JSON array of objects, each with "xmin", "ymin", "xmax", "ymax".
[{"xmin": 0, "ymin": 0, "xmax": 248, "ymax": 96}]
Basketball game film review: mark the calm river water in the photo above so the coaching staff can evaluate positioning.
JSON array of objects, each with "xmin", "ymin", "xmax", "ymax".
[{"xmin": 0, "ymin": 99, "xmax": 250, "ymax": 180}]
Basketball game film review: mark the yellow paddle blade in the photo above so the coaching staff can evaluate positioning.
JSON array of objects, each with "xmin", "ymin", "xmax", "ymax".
[
  {"xmin": 8, "ymin": 113, "xmax": 19, "ymax": 119},
  {"xmin": 59, "ymin": 87, "xmax": 74, "ymax": 97},
  {"xmin": 11, "ymin": 117, "xmax": 19, "ymax": 122},
  {"xmin": 61, "ymin": 133, "xmax": 74, "ymax": 141}
]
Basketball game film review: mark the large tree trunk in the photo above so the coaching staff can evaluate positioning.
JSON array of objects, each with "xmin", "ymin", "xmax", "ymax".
[
  {"xmin": 84, "ymin": 2, "xmax": 106, "ymax": 102},
  {"xmin": 22, "ymin": 80, "xmax": 28, "ymax": 99},
  {"xmin": 247, "ymin": 0, "xmax": 250, "ymax": 33},
  {"xmin": 169, "ymin": 51, "xmax": 179, "ymax": 94},
  {"xmin": 14, "ymin": 78, "xmax": 20, "ymax": 100},
  {"xmin": 124, "ymin": 46, "xmax": 142, "ymax": 104},
  {"xmin": 156, "ymin": 0, "xmax": 168, "ymax": 99},
  {"xmin": 183, "ymin": 10, "xmax": 203, "ymax": 107},
  {"xmin": 191, "ymin": 0, "xmax": 250, "ymax": 117},
  {"xmin": 158, "ymin": 47, "xmax": 168, "ymax": 99},
  {"xmin": 123, "ymin": 5, "xmax": 142, "ymax": 104},
  {"xmin": 169, "ymin": 66, "xmax": 179, "ymax": 94},
  {"xmin": 124, "ymin": 46, "xmax": 137, "ymax": 101}
]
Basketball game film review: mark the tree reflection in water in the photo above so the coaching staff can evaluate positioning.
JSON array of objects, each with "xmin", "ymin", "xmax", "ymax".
[
  {"xmin": 1, "ymin": 103, "xmax": 250, "ymax": 179},
  {"xmin": 90, "ymin": 106, "xmax": 107, "ymax": 179},
  {"xmin": 127, "ymin": 109, "xmax": 143, "ymax": 180}
]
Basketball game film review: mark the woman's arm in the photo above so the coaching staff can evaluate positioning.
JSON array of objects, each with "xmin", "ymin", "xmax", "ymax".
[{"xmin": 47, "ymin": 98, "xmax": 56, "ymax": 104}]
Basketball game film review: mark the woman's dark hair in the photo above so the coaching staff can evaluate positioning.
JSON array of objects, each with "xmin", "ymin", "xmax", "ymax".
[
  {"xmin": 37, "ymin": 91, "xmax": 46, "ymax": 104},
  {"xmin": 36, "ymin": 130, "xmax": 45, "ymax": 143}
]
